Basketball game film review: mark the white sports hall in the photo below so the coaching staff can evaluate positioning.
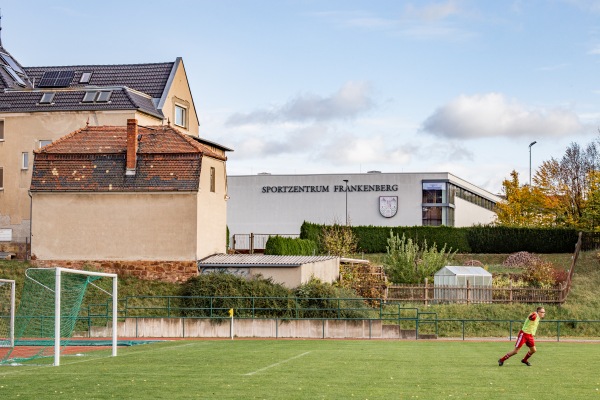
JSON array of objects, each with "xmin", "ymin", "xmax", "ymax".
[{"xmin": 227, "ymin": 172, "xmax": 502, "ymax": 241}]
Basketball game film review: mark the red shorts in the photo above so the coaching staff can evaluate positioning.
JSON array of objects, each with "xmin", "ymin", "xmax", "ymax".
[{"xmin": 514, "ymin": 330, "xmax": 535, "ymax": 349}]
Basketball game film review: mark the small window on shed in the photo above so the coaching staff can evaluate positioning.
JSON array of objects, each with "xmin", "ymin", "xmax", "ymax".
[{"xmin": 0, "ymin": 120, "xmax": 4, "ymax": 141}]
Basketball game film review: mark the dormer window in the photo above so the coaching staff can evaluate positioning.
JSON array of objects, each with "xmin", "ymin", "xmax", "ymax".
[
  {"xmin": 39, "ymin": 92, "xmax": 56, "ymax": 104},
  {"xmin": 79, "ymin": 72, "xmax": 92, "ymax": 84},
  {"xmin": 82, "ymin": 91, "xmax": 112, "ymax": 103}
]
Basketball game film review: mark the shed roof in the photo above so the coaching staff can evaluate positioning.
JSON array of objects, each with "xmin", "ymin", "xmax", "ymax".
[
  {"xmin": 434, "ymin": 266, "xmax": 492, "ymax": 276},
  {"xmin": 198, "ymin": 254, "xmax": 338, "ymax": 268}
]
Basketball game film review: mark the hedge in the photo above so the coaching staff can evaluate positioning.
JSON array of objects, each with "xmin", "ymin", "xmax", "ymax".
[{"xmin": 300, "ymin": 221, "xmax": 589, "ymax": 254}]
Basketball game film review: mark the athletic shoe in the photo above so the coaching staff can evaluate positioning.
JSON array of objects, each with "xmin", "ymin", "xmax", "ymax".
[
  {"xmin": 498, "ymin": 359, "xmax": 504, "ymax": 366},
  {"xmin": 521, "ymin": 360, "xmax": 531, "ymax": 366}
]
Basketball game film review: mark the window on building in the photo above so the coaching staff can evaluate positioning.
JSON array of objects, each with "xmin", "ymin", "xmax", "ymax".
[
  {"xmin": 79, "ymin": 72, "xmax": 92, "ymax": 83},
  {"xmin": 82, "ymin": 91, "xmax": 112, "ymax": 103},
  {"xmin": 39, "ymin": 140, "xmax": 52, "ymax": 148},
  {"xmin": 22, "ymin": 152, "xmax": 28, "ymax": 170},
  {"xmin": 422, "ymin": 206, "xmax": 442, "ymax": 226},
  {"xmin": 0, "ymin": 228, "xmax": 12, "ymax": 241},
  {"xmin": 39, "ymin": 92, "xmax": 55, "ymax": 104},
  {"xmin": 0, "ymin": 120, "xmax": 4, "ymax": 141},
  {"xmin": 210, "ymin": 167, "xmax": 216, "ymax": 192},
  {"xmin": 422, "ymin": 182, "xmax": 446, "ymax": 204},
  {"xmin": 174, "ymin": 105, "xmax": 187, "ymax": 128},
  {"xmin": 0, "ymin": 167, "xmax": 3, "ymax": 189}
]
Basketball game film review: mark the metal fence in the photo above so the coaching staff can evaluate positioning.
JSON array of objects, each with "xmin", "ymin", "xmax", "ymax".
[
  {"xmin": 74, "ymin": 295, "xmax": 600, "ymax": 341},
  {"xmin": 230, "ymin": 233, "xmax": 299, "ymax": 253}
]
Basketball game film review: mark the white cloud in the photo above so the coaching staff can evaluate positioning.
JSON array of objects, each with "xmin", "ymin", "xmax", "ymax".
[
  {"xmin": 403, "ymin": 1, "xmax": 462, "ymax": 22},
  {"xmin": 226, "ymin": 81, "xmax": 374, "ymax": 126},
  {"xmin": 420, "ymin": 93, "xmax": 584, "ymax": 139}
]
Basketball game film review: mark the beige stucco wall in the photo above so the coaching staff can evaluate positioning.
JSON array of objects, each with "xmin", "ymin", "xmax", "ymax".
[
  {"xmin": 161, "ymin": 59, "xmax": 199, "ymax": 136},
  {"xmin": 31, "ymin": 192, "xmax": 198, "ymax": 261},
  {"xmin": 249, "ymin": 259, "xmax": 339, "ymax": 288},
  {"xmin": 196, "ymin": 157, "xmax": 228, "ymax": 258},
  {"xmin": 0, "ymin": 110, "xmax": 160, "ymax": 242}
]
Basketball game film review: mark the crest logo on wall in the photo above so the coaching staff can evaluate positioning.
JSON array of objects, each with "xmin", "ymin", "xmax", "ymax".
[{"xmin": 379, "ymin": 196, "xmax": 398, "ymax": 218}]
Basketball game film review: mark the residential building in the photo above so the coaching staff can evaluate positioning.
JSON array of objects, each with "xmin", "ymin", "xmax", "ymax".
[
  {"xmin": 30, "ymin": 119, "xmax": 230, "ymax": 282},
  {"xmin": 0, "ymin": 43, "xmax": 198, "ymax": 249}
]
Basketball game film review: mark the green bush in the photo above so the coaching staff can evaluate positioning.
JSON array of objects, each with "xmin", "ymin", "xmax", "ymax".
[
  {"xmin": 264, "ymin": 235, "xmax": 318, "ymax": 255},
  {"xmin": 179, "ymin": 272, "xmax": 293, "ymax": 318},
  {"xmin": 300, "ymin": 221, "xmax": 590, "ymax": 254},
  {"xmin": 294, "ymin": 278, "xmax": 370, "ymax": 319},
  {"xmin": 179, "ymin": 273, "xmax": 369, "ymax": 319},
  {"xmin": 383, "ymin": 230, "xmax": 456, "ymax": 284}
]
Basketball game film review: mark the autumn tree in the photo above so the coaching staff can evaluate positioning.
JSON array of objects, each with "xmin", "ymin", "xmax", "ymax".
[
  {"xmin": 534, "ymin": 141, "xmax": 599, "ymax": 228},
  {"xmin": 494, "ymin": 170, "xmax": 556, "ymax": 226}
]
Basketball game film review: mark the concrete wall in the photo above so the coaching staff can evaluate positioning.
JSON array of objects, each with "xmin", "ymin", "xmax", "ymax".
[
  {"xmin": 93, "ymin": 318, "xmax": 420, "ymax": 339},
  {"xmin": 31, "ymin": 192, "xmax": 198, "ymax": 261},
  {"xmin": 454, "ymin": 197, "xmax": 497, "ymax": 226}
]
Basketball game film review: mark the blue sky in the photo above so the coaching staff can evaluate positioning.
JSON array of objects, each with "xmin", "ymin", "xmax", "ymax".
[{"xmin": 3, "ymin": 0, "xmax": 600, "ymax": 193}]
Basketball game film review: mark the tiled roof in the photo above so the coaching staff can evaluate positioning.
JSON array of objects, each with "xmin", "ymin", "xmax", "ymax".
[
  {"xmin": 31, "ymin": 124, "xmax": 226, "ymax": 192},
  {"xmin": 24, "ymin": 62, "xmax": 174, "ymax": 98},
  {"xmin": 0, "ymin": 88, "xmax": 162, "ymax": 118},
  {"xmin": 197, "ymin": 254, "xmax": 339, "ymax": 268}
]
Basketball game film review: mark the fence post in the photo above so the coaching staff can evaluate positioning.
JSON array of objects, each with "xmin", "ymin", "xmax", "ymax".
[
  {"xmin": 250, "ymin": 233, "xmax": 254, "ymax": 254},
  {"xmin": 467, "ymin": 280, "xmax": 471, "ymax": 305},
  {"xmin": 424, "ymin": 278, "xmax": 428, "ymax": 307}
]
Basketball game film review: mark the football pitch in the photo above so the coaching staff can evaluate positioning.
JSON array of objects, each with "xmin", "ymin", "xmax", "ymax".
[{"xmin": 1, "ymin": 339, "xmax": 599, "ymax": 399}]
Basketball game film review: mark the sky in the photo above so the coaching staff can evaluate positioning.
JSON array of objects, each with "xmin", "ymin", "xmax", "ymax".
[{"xmin": 2, "ymin": 0, "xmax": 600, "ymax": 194}]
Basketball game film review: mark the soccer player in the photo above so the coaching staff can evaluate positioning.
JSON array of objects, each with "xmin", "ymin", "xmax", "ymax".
[{"xmin": 498, "ymin": 306, "xmax": 546, "ymax": 367}]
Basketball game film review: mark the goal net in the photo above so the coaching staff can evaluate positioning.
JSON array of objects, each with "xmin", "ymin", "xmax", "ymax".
[
  {"xmin": 1, "ymin": 268, "xmax": 118, "ymax": 366},
  {"xmin": 0, "ymin": 279, "xmax": 15, "ymax": 348}
]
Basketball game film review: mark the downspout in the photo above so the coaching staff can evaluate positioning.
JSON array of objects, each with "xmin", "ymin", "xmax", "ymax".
[{"xmin": 28, "ymin": 189, "xmax": 32, "ymax": 260}]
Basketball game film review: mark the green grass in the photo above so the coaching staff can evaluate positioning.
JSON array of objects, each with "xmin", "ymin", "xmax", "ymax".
[{"xmin": 1, "ymin": 339, "xmax": 599, "ymax": 399}]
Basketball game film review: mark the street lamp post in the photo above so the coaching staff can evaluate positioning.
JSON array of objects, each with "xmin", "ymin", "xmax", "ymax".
[
  {"xmin": 529, "ymin": 141, "xmax": 537, "ymax": 186},
  {"xmin": 343, "ymin": 179, "xmax": 349, "ymax": 225}
]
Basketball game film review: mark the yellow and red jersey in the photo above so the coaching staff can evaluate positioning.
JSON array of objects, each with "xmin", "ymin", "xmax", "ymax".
[{"xmin": 521, "ymin": 312, "xmax": 540, "ymax": 335}]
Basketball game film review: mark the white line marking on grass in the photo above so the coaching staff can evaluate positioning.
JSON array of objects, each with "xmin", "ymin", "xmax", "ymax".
[{"xmin": 244, "ymin": 351, "xmax": 312, "ymax": 376}]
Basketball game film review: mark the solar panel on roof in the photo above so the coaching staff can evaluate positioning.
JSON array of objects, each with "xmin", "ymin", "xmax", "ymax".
[
  {"xmin": 0, "ymin": 53, "xmax": 25, "ymax": 74},
  {"xmin": 38, "ymin": 70, "xmax": 75, "ymax": 87}
]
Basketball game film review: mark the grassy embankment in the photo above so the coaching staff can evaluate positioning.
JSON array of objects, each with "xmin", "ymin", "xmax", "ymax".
[{"xmin": 1, "ymin": 250, "xmax": 599, "ymax": 335}]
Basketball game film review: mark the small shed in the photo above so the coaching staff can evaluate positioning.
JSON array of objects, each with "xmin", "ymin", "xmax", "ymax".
[
  {"xmin": 197, "ymin": 254, "xmax": 340, "ymax": 289},
  {"xmin": 434, "ymin": 266, "xmax": 492, "ymax": 303}
]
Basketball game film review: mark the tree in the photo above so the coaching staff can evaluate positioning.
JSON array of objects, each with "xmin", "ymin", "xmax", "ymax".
[
  {"xmin": 494, "ymin": 170, "xmax": 556, "ymax": 226},
  {"xmin": 534, "ymin": 141, "xmax": 599, "ymax": 228}
]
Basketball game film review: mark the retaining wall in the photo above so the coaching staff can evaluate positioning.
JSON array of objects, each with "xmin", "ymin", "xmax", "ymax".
[{"xmin": 91, "ymin": 318, "xmax": 422, "ymax": 339}]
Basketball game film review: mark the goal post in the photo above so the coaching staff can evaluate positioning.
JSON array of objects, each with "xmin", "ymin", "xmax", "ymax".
[
  {"xmin": 52, "ymin": 268, "xmax": 118, "ymax": 366},
  {"xmin": 1, "ymin": 267, "xmax": 118, "ymax": 367},
  {"xmin": 0, "ymin": 279, "xmax": 15, "ymax": 349}
]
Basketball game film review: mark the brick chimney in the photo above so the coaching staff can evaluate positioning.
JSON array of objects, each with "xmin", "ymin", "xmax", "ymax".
[{"xmin": 126, "ymin": 119, "xmax": 138, "ymax": 176}]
